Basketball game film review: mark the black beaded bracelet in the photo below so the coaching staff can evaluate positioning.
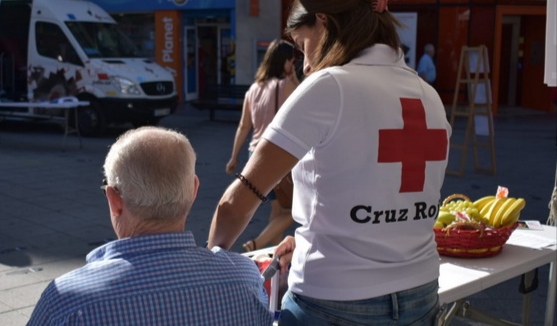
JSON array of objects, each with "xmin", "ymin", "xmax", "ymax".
[{"xmin": 235, "ymin": 173, "xmax": 267, "ymax": 202}]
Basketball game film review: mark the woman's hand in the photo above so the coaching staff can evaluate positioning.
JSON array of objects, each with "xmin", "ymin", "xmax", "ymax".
[
  {"xmin": 226, "ymin": 158, "xmax": 237, "ymax": 175},
  {"xmin": 274, "ymin": 236, "xmax": 295, "ymax": 274}
]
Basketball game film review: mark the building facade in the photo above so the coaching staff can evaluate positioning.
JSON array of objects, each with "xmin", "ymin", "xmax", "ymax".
[
  {"xmin": 326, "ymin": 0, "xmax": 550, "ymax": 114},
  {"xmin": 92, "ymin": 0, "xmax": 551, "ymax": 114},
  {"xmin": 279, "ymin": 0, "xmax": 552, "ymax": 114}
]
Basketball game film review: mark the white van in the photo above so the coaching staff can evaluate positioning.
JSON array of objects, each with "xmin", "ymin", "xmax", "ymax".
[{"xmin": 0, "ymin": 0, "xmax": 178, "ymax": 136}]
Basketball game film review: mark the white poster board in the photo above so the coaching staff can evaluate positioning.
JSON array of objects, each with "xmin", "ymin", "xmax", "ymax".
[
  {"xmin": 474, "ymin": 115, "xmax": 490, "ymax": 136},
  {"xmin": 393, "ymin": 12, "xmax": 418, "ymax": 69},
  {"xmin": 468, "ymin": 80, "xmax": 492, "ymax": 136},
  {"xmin": 468, "ymin": 81, "xmax": 492, "ymax": 104},
  {"xmin": 467, "ymin": 48, "xmax": 490, "ymax": 73},
  {"xmin": 545, "ymin": 0, "xmax": 557, "ymax": 86}
]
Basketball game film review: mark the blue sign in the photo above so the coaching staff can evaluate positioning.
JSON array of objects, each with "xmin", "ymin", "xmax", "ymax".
[{"xmin": 89, "ymin": 0, "xmax": 235, "ymax": 12}]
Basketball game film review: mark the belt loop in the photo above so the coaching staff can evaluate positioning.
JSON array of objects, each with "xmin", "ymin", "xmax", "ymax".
[{"xmin": 391, "ymin": 293, "xmax": 399, "ymax": 321}]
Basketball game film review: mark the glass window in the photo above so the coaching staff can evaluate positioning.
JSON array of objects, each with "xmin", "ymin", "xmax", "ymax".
[
  {"xmin": 65, "ymin": 21, "xmax": 144, "ymax": 58},
  {"xmin": 112, "ymin": 14, "xmax": 155, "ymax": 59},
  {"xmin": 35, "ymin": 22, "xmax": 82, "ymax": 65}
]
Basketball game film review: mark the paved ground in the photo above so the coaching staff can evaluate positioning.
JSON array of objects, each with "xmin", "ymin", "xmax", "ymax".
[{"xmin": 0, "ymin": 103, "xmax": 555, "ymax": 325}]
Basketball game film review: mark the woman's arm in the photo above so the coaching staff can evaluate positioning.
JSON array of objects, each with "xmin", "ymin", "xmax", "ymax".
[
  {"xmin": 208, "ymin": 139, "xmax": 299, "ymax": 249},
  {"xmin": 226, "ymin": 96, "xmax": 253, "ymax": 175}
]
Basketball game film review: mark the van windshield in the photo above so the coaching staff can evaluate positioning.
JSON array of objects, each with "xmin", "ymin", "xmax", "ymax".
[{"xmin": 66, "ymin": 22, "xmax": 144, "ymax": 58}]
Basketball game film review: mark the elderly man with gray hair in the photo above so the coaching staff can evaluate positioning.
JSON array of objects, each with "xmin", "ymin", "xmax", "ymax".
[
  {"xmin": 28, "ymin": 126, "xmax": 273, "ymax": 326},
  {"xmin": 417, "ymin": 43, "xmax": 436, "ymax": 85}
]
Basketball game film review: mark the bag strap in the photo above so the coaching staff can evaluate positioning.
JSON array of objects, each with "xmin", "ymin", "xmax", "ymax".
[{"xmin": 274, "ymin": 80, "xmax": 280, "ymax": 114}]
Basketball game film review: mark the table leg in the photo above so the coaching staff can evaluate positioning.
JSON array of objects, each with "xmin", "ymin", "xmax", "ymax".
[
  {"xmin": 459, "ymin": 302, "xmax": 521, "ymax": 326},
  {"xmin": 546, "ymin": 261, "xmax": 556, "ymax": 326},
  {"xmin": 73, "ymin": 107, "xmax": 82, "ymax": 149},
  {"xmin": 63, "ymin": 109, "xmax": 69, "ymax": 151},
  {"xmin": 62, "ymin": 107, "xmax": 82, "ymax": 150},
  {"xmin": 521, "ymin": 270, "xmax": 533, "ymax": 326},
  {"xmin": 436, "ymin": 301, "xmax": 462, "ymax": 326},
  {"xmin": 441, "ymin": 299, "xmax": 523, "ymax": 326}
]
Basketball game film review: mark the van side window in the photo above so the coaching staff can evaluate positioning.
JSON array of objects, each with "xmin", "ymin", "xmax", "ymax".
[{"xmin": 35, "ymin": 22, "xmax": 82, "ymax": 66}]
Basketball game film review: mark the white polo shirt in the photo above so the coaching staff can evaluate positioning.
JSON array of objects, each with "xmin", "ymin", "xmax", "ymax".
[{"xmin": 263, "ymin": 44, "xmax": 452, "ymax": 300}]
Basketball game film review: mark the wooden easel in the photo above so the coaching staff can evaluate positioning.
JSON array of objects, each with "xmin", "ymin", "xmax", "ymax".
[{"xmin": 447, "ymin": 45, "xmax": 496, "ymax": 176}]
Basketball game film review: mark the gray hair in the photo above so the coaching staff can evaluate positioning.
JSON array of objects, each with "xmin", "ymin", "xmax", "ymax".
[{"xmin": 103, "ymin": 126, "xmax": 197, "ymax": 221}]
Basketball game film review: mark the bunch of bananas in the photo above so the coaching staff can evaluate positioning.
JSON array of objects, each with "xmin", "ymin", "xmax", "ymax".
[
  {"xmin": 434, "ymin": 193, "xmax": 526, "ymax": 230},
  {"xmin": 473, "ymin": 195, "xmax": 526, "ymax": 228}
]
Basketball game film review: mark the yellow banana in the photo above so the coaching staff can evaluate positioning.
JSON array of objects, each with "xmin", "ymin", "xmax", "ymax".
[
  {"xmin": 487, "ymin": 197, "xmax": 507, "ymax": 227},
  {"xmin": 479, "ymin": 199, "xmax": 496, "ymax": 222},
  {"xmin": 492, "ymin": 197, "xmax": 516, "ymax": 228},
  {"xmin": 500, "ymin": 198, "xmax": 526, "ymax": 227},
  {"xmin": 473, "ymin": 196, "xmax": 496, "ymax": 211},
  {"xmin": 501, "ymin": 210, "xmax": 521, "ymax": 228}
]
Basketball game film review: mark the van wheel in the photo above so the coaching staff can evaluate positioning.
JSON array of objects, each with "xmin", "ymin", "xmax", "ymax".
[{"xmin": 77, "ymin": 101, "xmax": 106, "ymax": 137}]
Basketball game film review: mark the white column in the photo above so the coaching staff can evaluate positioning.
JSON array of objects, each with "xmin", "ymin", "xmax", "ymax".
[{"xmin": 545, "ymin": 0, "xmax": 556, "ymax": 86}]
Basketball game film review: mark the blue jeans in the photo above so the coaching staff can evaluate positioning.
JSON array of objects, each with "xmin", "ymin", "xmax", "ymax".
[{"xmin": 278, "ymin": 280, "xmax": 439, "ymax": 326}]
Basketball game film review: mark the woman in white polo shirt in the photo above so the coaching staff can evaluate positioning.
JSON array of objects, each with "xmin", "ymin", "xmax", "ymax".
[{"xmin": 208, "ymin": 0, "xmax": 451, "ymax": 324}]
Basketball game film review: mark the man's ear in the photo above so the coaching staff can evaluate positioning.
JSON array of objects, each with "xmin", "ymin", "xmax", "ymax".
[
  {"xmin": 106, "ymin": 187, "xmax": 124, "ymax": 218},
  {"xmin": 192, "ymin": 175, "xmax": 200, "ymax": 202}
]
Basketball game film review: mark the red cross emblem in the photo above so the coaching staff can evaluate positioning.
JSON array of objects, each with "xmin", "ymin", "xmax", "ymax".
[{"xmin": 378, "ymin": 98, "xmax": 448, "ymax": 193}]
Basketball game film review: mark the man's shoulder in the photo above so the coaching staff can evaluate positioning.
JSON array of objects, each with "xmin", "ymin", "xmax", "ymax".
[
  {"xmin": 417, "ymin": 54, "xmax": 433, "ymax": 70},
  {"xmin": 210, "ymin": 246, "xmax": 259, "ymax": 269},
  {"xmin": 34, "ymin": 248, "xmax": 261, "ymax": 300},
  {"xmin": 418, "ymin": 54, "xmax": 428, "ymax": 64}
]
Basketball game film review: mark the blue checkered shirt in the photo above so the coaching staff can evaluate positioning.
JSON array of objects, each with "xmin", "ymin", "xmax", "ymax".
[{"xmin": 27, "ymin": 231, "xmax": 273, "ymax": 325}]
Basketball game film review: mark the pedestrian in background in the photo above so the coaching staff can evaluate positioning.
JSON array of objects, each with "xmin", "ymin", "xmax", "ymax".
[
  {"xmin": 28, "ymin": 126, "xmax": 273, "ymax": 326},
  {"xmin": 208, "ymin": 0, "xmax": 451, "ymax": 325},
  {"xmin": 417, "ymin": 43, "xmax": 437, "ymax": 85},
  {"xmin": 225, "ymin": 39, "xmax": 299, "ymax": 252}
]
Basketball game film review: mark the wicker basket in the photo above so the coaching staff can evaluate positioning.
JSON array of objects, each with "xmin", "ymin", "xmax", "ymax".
[{"xmin": 434, "ymin": 223, "xmax": 518, "ymax": 258}]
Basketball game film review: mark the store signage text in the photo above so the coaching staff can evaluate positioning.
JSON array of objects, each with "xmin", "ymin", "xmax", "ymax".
[{"xmin": 163, "ymin": 17, "xmax": 174, "ymax": 64}]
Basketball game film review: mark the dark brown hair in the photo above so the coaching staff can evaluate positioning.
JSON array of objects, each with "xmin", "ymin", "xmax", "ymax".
[
  {"xmin": 254, "ymin": 39, "xmax": 295, "ymax": 84},
  {"xmin": 285, "ymin": 0, "xmax": 403, "ymax": 73}
]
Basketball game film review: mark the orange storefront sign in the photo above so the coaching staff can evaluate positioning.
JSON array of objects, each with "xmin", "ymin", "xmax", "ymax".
[{"xmin": 155, "ymin": 11, "xmax": 184, "ymax": 101}]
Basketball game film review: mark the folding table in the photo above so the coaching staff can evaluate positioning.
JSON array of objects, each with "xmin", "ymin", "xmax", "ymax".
[
  {"xmin": 246, "ymin": 225, "xmax": 557, "ymax": 326},
  {"xmin": 0, "ymin": 97, "xmax": 89, "ymax": 149}
]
